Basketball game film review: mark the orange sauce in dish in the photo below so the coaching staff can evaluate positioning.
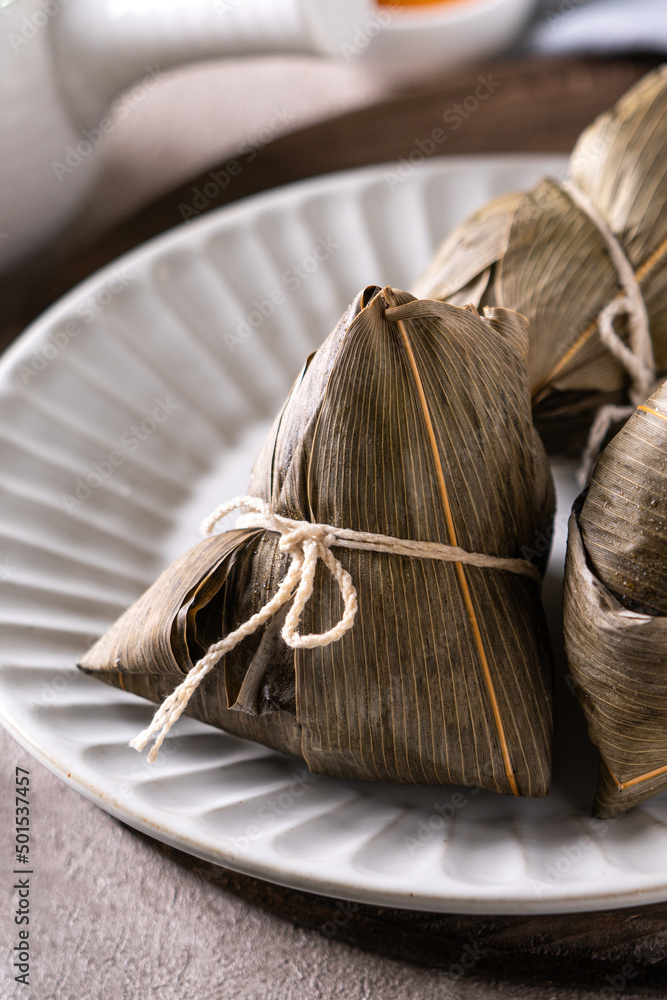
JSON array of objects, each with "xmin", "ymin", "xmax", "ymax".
[{"xmin": 377, "ymin": 0, "xmax": 475, "ymax": 6}]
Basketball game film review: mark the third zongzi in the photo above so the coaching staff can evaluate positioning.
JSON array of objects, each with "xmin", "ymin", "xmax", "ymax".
[{"xmin": 564, "ymin": 380, "xmax": 667, "ymax": 817}]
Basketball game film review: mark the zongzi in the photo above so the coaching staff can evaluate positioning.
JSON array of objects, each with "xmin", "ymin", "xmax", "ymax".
[
  {"xmin": 415, "ymin": 65, "xmax": 667, "ymax": 460},
  {"xmin": 80, "ymin": 287, "xmax": 555, "ymax": 797},
  {"xmin": 564, "ymin": 380, "xmax": 667, "ymax": 817}
]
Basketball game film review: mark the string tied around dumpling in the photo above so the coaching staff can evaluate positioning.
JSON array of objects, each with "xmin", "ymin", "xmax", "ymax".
[
  {"xmin": 561, "ymin": 181, "xmax": 660, "ymax": 485},
  {"xmin": 130, "ymin": 495, "xmax": 542, "ymax": 761}
]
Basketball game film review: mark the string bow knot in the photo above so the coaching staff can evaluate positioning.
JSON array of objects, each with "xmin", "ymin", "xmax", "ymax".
[
  {"xmin": 130, "ymin": 495, "xmax": 540, "ymax": 761},
  {"xmin": 129, "ymin": 496, "xmax": 357, "ymax": 761}
]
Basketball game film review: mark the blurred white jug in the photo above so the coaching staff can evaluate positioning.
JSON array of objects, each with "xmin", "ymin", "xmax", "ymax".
[{"xmin": 0, "ymin": 0, "xmax": 533, "ymax": 273}]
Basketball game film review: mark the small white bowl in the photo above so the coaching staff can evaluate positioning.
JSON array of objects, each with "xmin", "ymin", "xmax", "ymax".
[{"xmin": 309, "ymin": 0, "xmax": 537, "ymax": 80}]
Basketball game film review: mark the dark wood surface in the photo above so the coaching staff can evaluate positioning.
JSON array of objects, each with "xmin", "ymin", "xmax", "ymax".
[
  {"xmin": 5, "ymin": 53, "xmax": 665, "ymax": 988},
  {"xmin": 133, "ymin": 830, "xmax": 667, "ymax": 990}
]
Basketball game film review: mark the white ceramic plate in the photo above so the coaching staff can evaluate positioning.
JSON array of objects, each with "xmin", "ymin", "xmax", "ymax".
[{"xmin": 2, "ymin": 155, "xmax": 667, "ymax": 915}]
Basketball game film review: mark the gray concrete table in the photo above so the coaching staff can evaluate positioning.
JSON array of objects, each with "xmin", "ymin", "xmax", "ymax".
[{"xmin": 2, "ymin": 725, "xmax": 663, "ymax": 1000}]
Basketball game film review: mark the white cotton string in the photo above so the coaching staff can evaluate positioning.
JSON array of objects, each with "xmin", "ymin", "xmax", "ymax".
[
  {"xmin": 232, "ymin": 504, "xmax": 542, "ymax": 581},
  {"xmin": 130, "ymin": 495, "xmax": 541, "ymax": 760},
  {"xmin": 561, "ymin": 181, "xmax": 658, "ymax": 485}
]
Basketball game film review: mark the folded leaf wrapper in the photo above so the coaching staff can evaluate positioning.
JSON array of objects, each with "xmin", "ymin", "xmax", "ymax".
[
  {"xmin": 81, "ymin": 287, "xmax": 554, "ymax": 796},
  {"xmin": 415, "ymin": 66, "xmax": 667, "ymax": 454},
  {"xmin": 564, "ymin": 380, "xmax": 667, "ymax": 817}
]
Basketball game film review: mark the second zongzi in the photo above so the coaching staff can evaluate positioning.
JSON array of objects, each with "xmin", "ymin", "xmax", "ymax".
[{"xmin": 415, "ymin": 65, "xmax": 667, "ymax": 460}]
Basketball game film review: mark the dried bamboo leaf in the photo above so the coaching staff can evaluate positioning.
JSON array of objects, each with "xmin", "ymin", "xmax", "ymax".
[
  {"xmin": 571, "ymin": 66, "xmax": 667, "ymax": 286},
  {"xmin": 413, "ymin": 191, "xmax": 522, "ymax": 304},
  {"xmin": 506, "ymin": 63, "xmax": 667, "ymax": 398},
  {"xmin": 81, "ymin": 287, "xmax": 554, "ymax": 796},
  {"xmin": 501, "ymin": 179, "xmax": 625, "ymax": 395},
  {"xmin": 564, "ymin": 380, "xmax": 667, "ymax": 816},
  {"xmin": 413, "ymin": 66, "xmax": 667, "ymax": 453},
  {"xmin": 80, "ymin": 528, "xmax": 304, "ymax": 758}
]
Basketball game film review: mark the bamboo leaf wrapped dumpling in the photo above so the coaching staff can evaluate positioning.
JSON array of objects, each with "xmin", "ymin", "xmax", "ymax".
[
  {"xmin": 564, "ymin": 380, "xmax": 667, "ymax": 817},
  {"xmin": 81, "ymin": 287, "xmax": 554, "ymax": 796},
  {"xmin": 412, "ymin": 191, "xmax": 523, "ymax": 308},
  {"xmin": 415, "ymin": 66, "xmax": 667, "ymax": 455}
]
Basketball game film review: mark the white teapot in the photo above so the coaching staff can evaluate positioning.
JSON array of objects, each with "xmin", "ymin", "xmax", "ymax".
[{"xmin": 0, "ymin": 0, "xmax": 533, "ymax": 274}]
